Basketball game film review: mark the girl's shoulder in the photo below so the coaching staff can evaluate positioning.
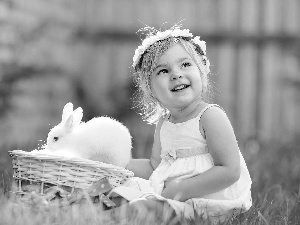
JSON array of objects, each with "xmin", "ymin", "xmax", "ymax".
[
  {"xmin": 198, "ymin": 104, "xmax": 226, "ymax": 120},
  {"xmin": 199, "ymin": 104, "xmax": 232, "ymax": 133}
]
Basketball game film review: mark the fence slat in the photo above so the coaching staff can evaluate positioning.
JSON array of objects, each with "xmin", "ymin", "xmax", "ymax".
[
  {"xmin": 236, "ymin": 44, "xmax": 258, "ymax": 142},
  {"xmin": 258, "ymin": 44, "xmax": 281, "ymax": 141},
  {"xmin": 215, "ymin": 43, "xmax": 237, "ymax": 124}
]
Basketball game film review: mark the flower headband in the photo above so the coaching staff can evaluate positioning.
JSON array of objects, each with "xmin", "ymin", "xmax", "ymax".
[{"xmin": 132, "ymin": 27, "xmax": 208, "ymax": 68}]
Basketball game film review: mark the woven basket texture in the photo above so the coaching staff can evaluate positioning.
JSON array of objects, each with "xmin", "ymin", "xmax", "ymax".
[{"xmin": 9, "ymin": 150, "xmax": 134, "ymax": 193}]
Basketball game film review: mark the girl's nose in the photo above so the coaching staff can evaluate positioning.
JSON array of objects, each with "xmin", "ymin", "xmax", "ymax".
[{"xmin": 170, "ymin": 70, "xmax": 182, "ymax": 80}]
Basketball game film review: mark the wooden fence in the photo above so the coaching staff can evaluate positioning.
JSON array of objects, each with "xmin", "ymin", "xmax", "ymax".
[{"xmin": 1, "ymin": 0, "xmax": 300, "ymax": 152}]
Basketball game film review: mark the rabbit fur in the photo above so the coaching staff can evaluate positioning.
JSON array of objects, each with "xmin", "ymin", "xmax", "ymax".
[{"xmin": 46, "ymin": 102, "xmax": 132, "ymax": 168}]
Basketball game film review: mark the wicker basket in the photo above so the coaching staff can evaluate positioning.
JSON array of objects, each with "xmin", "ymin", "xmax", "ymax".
[{"xmin": 9, "ymin": 150, "xmax": 134, "ymax": 195}]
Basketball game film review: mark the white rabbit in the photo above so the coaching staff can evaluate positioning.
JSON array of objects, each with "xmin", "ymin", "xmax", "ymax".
[{"xmin": 46, "ymin": 102, "xmax": 132, "ymax": 168}]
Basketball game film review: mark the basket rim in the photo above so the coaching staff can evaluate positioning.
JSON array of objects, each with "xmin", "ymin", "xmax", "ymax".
[{"xmin": 9, "ymin": 150, "xmax": 134, "ymax": 175}]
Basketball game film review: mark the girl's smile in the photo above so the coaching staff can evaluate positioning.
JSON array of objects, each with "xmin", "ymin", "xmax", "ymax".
[{"xmin": 171, "ymin": 84, "xmax": 191, "ymax": 92}]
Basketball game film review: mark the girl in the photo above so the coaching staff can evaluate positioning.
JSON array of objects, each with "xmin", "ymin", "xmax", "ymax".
[{"xmin": 117, "ymin": 25, "xmax": 252, "ymax": 223}]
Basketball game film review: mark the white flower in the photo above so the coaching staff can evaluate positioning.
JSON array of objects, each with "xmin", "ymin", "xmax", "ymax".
[
  {"xmin": 168, "ymin": 149, "xmax": 177, "ymax": 160},
  {"xmin": 132, "ymin": 28, "xmax": 206, "ymax": 67},
  {"xmin": 171, "ymin": 29, "xmax": 182, "ymax": 37},
  {"xmin": 132, "ymin": 46, "xmax": 145, "ymax": 66},
  {"xmin": 157, "ymin": 30, "xmax": 172, "ymax": 39},
  {"xmin": 161, "ymin": 149, "xmax": 177, "ymax": 164},
  {"xmin": 176, "ymin": 29, "xmax": 192, "ymax": 38}
]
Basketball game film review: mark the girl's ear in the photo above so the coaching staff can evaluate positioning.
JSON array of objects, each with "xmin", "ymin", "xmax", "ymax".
[
  {"xmin": 72, "ymin": 107, "xmax": 83, "ymax": 127},
  {"xmin": 62, "ymin": 102, "xmax": 74, "ymax": 123},
  {"xmin": 151, "ymin": 92, "xmax": 160, "ymax": 103},
  {"xmin": 150, "ymin": 86, "xmax": 157, "ymax": 99}
]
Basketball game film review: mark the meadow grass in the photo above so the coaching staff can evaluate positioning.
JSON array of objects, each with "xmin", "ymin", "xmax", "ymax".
[{"xmin": 1, "ymin": 139, "xmax": 300, "ymax": 225}]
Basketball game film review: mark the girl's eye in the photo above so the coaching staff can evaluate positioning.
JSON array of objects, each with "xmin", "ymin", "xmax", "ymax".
[
  {"xmin": 182, "ymin": 62, "xmax": 191, "ymax": 68},
  {"xmin": 157, "ymin": 69, "xmax": 168, "ymax": 75}
]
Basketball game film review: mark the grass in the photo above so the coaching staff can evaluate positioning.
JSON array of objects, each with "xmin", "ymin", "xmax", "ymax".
[{"xmin": 1, "ymin": 139, "xmax": 300, "ymax": 224}]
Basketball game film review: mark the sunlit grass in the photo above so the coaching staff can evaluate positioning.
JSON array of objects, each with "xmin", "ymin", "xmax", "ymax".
[
  {"xmin": 1, "ymin": 186, "xmax": 299, "ymax": 225},
  {"xmin": 0, "ymin": 191, "xmax": 174, "ymax": 225},
  {"xmin": 0, "ymin": 193, "xmax": 119, "ymax": 225}
]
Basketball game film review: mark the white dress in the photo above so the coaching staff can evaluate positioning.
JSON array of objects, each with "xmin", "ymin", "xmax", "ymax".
[
  {"xmin": 149, "ymin": 104, "xmax": 252, "ymax": 221},
  {"xmin": 110, "ymin": 104, "xmax": 252, "ymax": 222}
]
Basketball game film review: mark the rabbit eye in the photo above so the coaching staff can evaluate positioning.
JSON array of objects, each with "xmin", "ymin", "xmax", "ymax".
[{"xmin": 53, "ymin": 137, "xmax": 59, "ymax": 141}]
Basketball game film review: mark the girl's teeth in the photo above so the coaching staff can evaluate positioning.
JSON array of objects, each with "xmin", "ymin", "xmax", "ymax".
[{"xmin": 174, "ymin": 85, "xmax": 185, "ymax": 91}]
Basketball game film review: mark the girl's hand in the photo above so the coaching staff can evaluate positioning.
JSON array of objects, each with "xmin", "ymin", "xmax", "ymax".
[{"xmin": 161, "ymin": 179, "xmax": 184, "ymax": 201}]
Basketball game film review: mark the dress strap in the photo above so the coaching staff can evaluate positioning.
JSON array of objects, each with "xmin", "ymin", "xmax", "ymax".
[{"xmin": 197, "ymin": 104, "xmax": 224, "ymax": 120}]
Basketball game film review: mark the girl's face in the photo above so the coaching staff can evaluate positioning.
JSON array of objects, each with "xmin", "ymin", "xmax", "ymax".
[{"xmin": 150, "ymin": 43, "xmax": 203, "ymax": 111}]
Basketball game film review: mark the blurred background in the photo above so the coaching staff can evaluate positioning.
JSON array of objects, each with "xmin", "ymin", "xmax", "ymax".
[{"xmin": 0, "ymin": 0, "xmax": 300, "ymax": 193}]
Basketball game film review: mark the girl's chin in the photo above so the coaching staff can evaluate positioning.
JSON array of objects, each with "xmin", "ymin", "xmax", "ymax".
[{"xmin": 168, "ymin": 99, "xmax": 199, "ymax": 108}]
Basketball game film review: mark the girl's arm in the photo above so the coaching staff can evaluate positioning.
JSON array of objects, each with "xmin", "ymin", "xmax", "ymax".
[
  {"xmin": 162, "ymin": 107, "xmax": 241, "ymax": 201},
  {"xmin": 126, "ymin": 118, "xmax": 163, "ymax": 179},
  {"xmin": 126, "ymin": 158, "xmax": 154, "ymax": 179}
]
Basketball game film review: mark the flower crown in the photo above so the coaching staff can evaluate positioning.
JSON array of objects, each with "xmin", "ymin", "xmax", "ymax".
[{"xmin": 132, "ymin": 27, "xmax": 207, "ymax": 68}]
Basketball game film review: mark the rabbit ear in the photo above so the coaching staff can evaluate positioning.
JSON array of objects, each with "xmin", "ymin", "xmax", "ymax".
[
  {"xmin": 64, "ymin": 114, "xmax": 74, "ymax": 131},
  {"xmin": 72, "ymin": 107, "xmax": 83, "ymax": 127},
  {"xmin": 62, "ymin": 102, "xmax": 73, "ymax": 122}
]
